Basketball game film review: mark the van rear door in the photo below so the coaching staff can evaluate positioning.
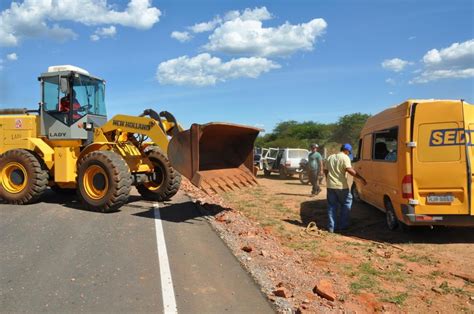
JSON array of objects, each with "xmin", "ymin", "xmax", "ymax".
[
  {"xmin": 463, "ymin": 101, "xmax": 474, "ymax": 215},
  {"xmin": 411, "ymin": 100, "xmax": 469, "ymax": 215}
]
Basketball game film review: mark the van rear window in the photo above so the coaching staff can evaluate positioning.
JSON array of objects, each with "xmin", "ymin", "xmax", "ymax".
[
  {"xmin": 289, "ymin": 150, "xmax": 308, "ymax": 159},
  {"xmin": 418, "ymin": 122, "xmax": 461, "ymax": 162}
]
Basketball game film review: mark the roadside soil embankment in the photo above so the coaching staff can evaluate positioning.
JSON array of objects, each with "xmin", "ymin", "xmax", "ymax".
[{"xmin": 182, "ymin": 173, "xmax": 474, "ymax": 313}]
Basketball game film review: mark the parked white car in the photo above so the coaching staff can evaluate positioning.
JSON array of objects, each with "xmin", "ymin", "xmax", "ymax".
[
  {"xmin": 262, "ymin": 148, "xmax": 309, "ymax": 178},
  {"xmin": 254, "ymin": 147, "xmax": 269, "ymax": 170}
]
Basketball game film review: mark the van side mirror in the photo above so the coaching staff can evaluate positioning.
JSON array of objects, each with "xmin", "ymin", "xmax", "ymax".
[{"xmin": 60, "ymin": 78, "xmax": 69, "ymax": 94}]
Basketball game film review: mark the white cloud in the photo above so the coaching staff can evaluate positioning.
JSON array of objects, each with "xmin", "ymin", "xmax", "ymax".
[
  {"xmin": 171, "ymin": 31, "xmax": 192, "ymax": 42},
  {"xmin": 422, "ymin": 39, "xmax": 473, "ymax": 68},
  {"xmin": 411, "ymin": 39, "xmax": 474, "ymax": 83},
  {"xmin": 157, "ymin": 53, "xmax": 280, "ymax": 86},
  {"xmin": 0, "ymin": 0, "xmax": 161, "ymax": 46},
  {"xmin": 6, "ymin": 53, "xmax": 17, "ymax": 61},
  {"xmin": 182, "ymin": 7, "xmax": 327, "ymax": 58},
  {"xmin": 90, "ymin": 26, "xmax": 117, "ymax": 41},
  {"xmin": 381, "ymin": 58, "xmax": 413, "ymax": 72},
  {"xmin": 205, "ymin": 18, "xmax": 327, "ymax": 57},
  {"xmin": 189, "ymin": 18, "xmax": 222, "ymax": 33},
  {"xmin": 188, "ymin": 7, "xmax": 272, "ymax": 34},
  {"xmin": 410, "ymin": 68, "xmax": 474, "ymax": 84},
  {"xmin": 385, "ymin": 78, "xmax": 396, "ymax": 85},
  {"xmin": 223, "ymin": 7, "xmax": 272, "ymax": 22}
]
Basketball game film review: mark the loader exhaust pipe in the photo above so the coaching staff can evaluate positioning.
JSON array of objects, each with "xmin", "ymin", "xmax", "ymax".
[{"xmin": 167, "ymin": 123, "xmax": 260, "ymax": 193}]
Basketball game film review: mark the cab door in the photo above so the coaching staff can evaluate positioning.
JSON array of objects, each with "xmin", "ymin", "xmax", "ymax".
[{"xmin": 412, "ymin": 101, "xmax": 469, "ymax": 215}]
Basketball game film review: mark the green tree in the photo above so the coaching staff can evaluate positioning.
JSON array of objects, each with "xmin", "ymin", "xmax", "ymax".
[
  {"xmin": 254, "ymin": 113, "xmax": 370, "ymax": 151},
  {"xmin": 332, "ymin": 113, "xmax": 371, "ymax": 146}
]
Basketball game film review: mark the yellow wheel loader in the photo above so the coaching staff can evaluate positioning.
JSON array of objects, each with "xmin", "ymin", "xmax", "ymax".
[{"xmin": 0, "ymin": 65, "xmax": 259, "ymax": 212}]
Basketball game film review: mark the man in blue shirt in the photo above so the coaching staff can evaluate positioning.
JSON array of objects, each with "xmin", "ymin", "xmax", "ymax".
[{"xmin": 308, "ymin": 143, "xmax": 323, "ymax": 196}]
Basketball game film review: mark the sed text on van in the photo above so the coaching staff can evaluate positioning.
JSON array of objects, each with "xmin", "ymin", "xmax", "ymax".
[{"xmin": 429, "ymin": 128, "xmax": 473, "ymax": 146}]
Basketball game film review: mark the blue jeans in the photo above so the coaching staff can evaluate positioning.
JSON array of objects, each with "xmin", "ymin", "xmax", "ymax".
[{"xmin": 327, "ymin": 188, "xmax": 353, "ymax": 232}]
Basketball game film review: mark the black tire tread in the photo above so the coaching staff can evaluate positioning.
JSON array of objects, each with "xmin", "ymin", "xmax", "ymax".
[
  {"xmin": 0, "ymin": 149, "xmax": 49, "ymax": 204},
  {"xmin": 77, "ymin": 150, "xmax": 132, "ymax": 212},
  {"xmin": 136, "ymin": 146, "xmax": 181, "ymax": 201},
  {"xmin": 385, "ymin": 198, "xmax": 399, "ymax": 231}
]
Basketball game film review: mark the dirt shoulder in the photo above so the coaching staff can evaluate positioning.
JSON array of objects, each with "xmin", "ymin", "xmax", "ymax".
[{"xmin": 181, "ymin": 173, "xmax": 474, "ymax": 313}]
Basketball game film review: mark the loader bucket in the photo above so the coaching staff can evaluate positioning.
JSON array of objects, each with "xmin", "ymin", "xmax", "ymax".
[{"xmin": 167, "ymin": 123, "xmax": 260, "ymax": 194}]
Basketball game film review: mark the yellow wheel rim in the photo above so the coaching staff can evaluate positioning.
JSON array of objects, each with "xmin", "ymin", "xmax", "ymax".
[
  {"xmin": 83, "ymin": 165, "xmax": 109, "ymax": 200},
  {"xmin": 1, "ymin": 162, "xmax": 28, "ymax": 194},
  {"xmin": 144, "ymin": 163, "xmax": 164, "ymax": 191},
  {"xmin": 144, "ymin": 181, "xmax": 161, "ymax": 191}
]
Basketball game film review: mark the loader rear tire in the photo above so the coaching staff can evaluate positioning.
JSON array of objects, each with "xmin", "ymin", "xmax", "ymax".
[
  {"xmin": 77, "ymin": 151, "xmax": 132, "ymax": 212},
  {"xmin": 136, "ymin": 147, "xmax": 181, "ymax": 201},
  {"xmin": 0, "ymin": 149, "xmax": 49, "ymax": 204}
]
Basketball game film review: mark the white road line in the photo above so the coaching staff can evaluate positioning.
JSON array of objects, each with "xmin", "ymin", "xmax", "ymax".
[{"xmin": 153, "ymin": 202, "xmax": 178, "ymax": 314}]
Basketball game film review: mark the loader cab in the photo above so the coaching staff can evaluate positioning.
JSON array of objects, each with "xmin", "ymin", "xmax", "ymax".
[{"xmin": 39, "ymin": 65, "xmax": 108, "ymax": 140}]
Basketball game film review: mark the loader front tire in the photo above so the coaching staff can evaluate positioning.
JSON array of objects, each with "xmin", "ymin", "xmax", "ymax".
[
  {"xmin": 136, "ymin": 147, "xmax": 181, "ymax": 201},
  {"xmin": 77, "ymin": 151, "xmax": 132, "ymax": 212},
  {"xmin": 0, "ymin": 149, "xmax": 49, "ymax": 204}
]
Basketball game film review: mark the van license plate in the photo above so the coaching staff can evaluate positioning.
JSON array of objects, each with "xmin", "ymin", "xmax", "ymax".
[{"xmin": 427, "ymin": 195, "xmax": 454, "ymax": 204}]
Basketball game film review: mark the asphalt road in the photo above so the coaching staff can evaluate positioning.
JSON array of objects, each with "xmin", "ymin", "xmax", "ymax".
[{"xmin": 0, "ymin": 189, "xmax": 274, "ymax": 313}]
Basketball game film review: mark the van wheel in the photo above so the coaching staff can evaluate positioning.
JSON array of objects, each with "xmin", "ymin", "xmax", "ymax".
[
  {"xmin": 263, "ymin": 168, "xmax": 271, "ymax": 176},
  {"xmin": 385, "ymin": 199, "xmax": 399, "ymax": 230},
  {"xmin": 351, "ymin": 183, "xmax": 361, "ymax": 202}
]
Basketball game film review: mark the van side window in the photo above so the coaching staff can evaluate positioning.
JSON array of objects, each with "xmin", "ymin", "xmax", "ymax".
[
  {"xmin": 362, "ymin": 134, "xmax": 372, "ymax": 160},
  {"xmin": 372, "ymin": 127, "xmax": 398, "ymax": 162}
]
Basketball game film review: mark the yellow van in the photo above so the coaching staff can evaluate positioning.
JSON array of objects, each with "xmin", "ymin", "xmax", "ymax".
[{"xmin": 352, "ymin": 99, "xmax": 474, "ymax": 229}]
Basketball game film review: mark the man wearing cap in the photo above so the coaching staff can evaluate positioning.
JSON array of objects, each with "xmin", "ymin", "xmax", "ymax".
[
  {"xmin": 308, "ymin": 143, "xmax": 323, "ymax": 195},
  {"xmin": 324, "ymin": 143, "xmax": 367, "ymax": 232}
]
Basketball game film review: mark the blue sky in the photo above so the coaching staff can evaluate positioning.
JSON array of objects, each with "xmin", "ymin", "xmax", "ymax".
[{"xmin": 0, "ymin": 0, "xmax": 473, "ymax": 132}]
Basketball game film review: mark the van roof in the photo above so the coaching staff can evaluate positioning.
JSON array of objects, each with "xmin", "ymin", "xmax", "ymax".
[{"xmin": 363, "ymin": 99, "xmax": 468, "ymax": 130}]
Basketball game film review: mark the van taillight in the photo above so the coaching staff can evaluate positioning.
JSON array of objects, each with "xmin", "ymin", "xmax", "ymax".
[{"xmin": 402, "ymin": 175, "xmax": 413, "ymax": 199}]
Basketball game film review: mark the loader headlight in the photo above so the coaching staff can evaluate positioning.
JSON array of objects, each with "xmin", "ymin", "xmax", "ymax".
[{"xmin": 83, "ymin": 122, "xmax": 94, "ymax": 131}]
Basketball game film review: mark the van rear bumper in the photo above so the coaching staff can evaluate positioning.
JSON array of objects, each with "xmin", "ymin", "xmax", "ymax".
[{"xmin": 401, "ymin": 204, "xmax": 474, "ymax": 226}]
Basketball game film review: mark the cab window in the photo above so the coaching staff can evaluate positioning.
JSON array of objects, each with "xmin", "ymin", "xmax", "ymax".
[
  {"xmin": 73, "ymin": 74, "xmax": 106, "ymax": 116},
  {"xmin": 43, "ymin": 76, "xmax": 61, "ymax": 111},
  {"xmin": 43, "ymin": 75, "xmax": 71, "ymax": 125},
  {"xmin": 372, "ymin": 127, "xmax": 398, "ymax": 162}
]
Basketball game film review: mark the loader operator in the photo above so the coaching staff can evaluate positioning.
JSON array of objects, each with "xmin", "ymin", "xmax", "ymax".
[
  {"xmin": 308, "ymin": 143, "xmax": 323, "ymax": 196},
  {"xmin": 59, "ymin": 89, "xmax": 81, "ymax": 120}
]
